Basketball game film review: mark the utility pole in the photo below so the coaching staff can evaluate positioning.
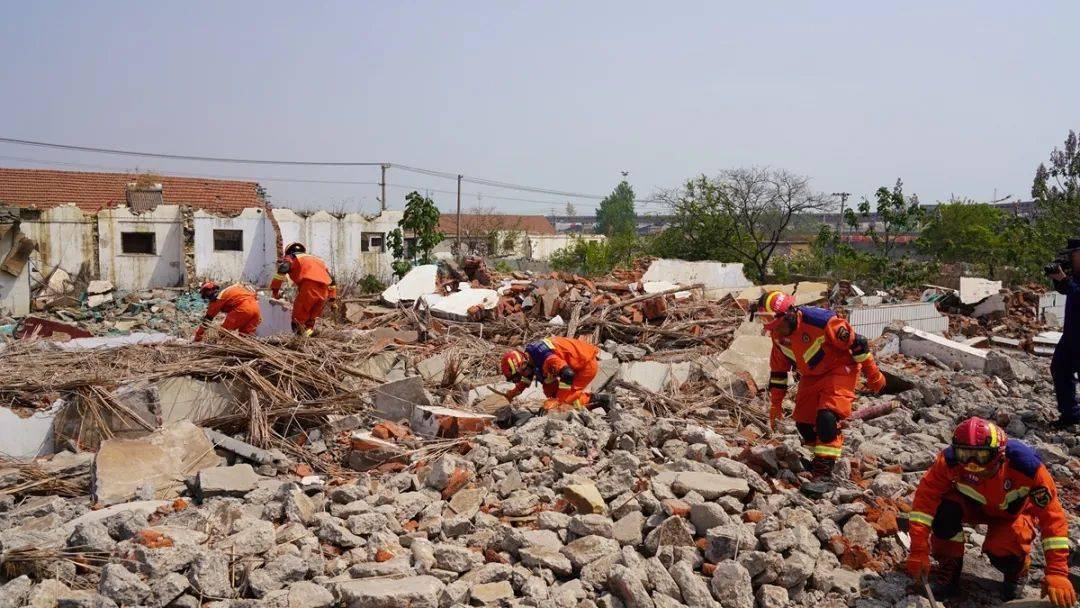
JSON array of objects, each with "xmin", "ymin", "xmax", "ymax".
[
  {"xmin": 832, "ymin": 192, "xmax": 850, "ymax": 236},
  {"xmin": 379, "ymin": 164, "xmax": 389, "ymax": 212},
  {"xmin": 456, "ymin": 174, "xmax": 463, "ymax": 258}
]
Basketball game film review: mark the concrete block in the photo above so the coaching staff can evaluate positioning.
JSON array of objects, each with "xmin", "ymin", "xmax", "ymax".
[
  {"xmin": 155, "ymin": 376, "xmax": 236, "ymax": 425},
  {"xmin": 429, "ymin": 288, "xmax": 499, "ymax": 321},
  {"xmin": 336, "ymin": 575, "xmax": 445, "ymax": 608},
  {"xmin": 256, "ymin": 295, "xmax": 293, "ymax": 337},
  {"xmin": 196, "ymin": 464, "xmax": 261, "ymax": 499},
  {"xmin": 959, "ymin": 277, "xmax": 1002, "ymax": 305},
  {"xmin": 972, "ymin": 294, "xmax": 1006, "ymax": 319},
  {"xmin": 0, "ymin": 399, "xmax": 60, "ymax": 459},
  {"xmin": 641, "ymin": 259, "xmax": 752, "ymax": 300},
  {"xmin": 381, "ymin": 265, "xmax": 438, "ymax": 304},
  {"xmin": 714, "ymin": 329, "xmax": 773, "ymax": 389},
  {"xmin": 899, "ymin": 326, "xmax": 987, "ymax": 371},
  {"xmin": 617, "ymin": 361, "xmax": 670, "ymax": 393},
  {"xmin": 587, "ymin": 358, "xmax": 620, "ymax": 392},
  {"xmin": 416, "ymin": 353, "xmax": 449, "ymax": 383},
  {"xmin": 850, "ymin": 302, "xmax": 948, "ymax": 339},
  {"xmin": 373, "ymin": 376, "xmax": 431, "ymax": 422},
  {"xmin": 410, "ymin": 405, "xmax": 493, "ymax": 439}
]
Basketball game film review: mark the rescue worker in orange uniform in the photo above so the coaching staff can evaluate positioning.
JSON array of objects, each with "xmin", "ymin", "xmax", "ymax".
[
  {"xmin": 500, "ymin": 337, "xmax": 613, "ymax": 411},
  {"xmin": 269, "ymin": 243, "xmax": 337, "ymax": 336},
  {"xmin": 905, "ymin": 417, "xmax": 1074, "ymax": 605},
  {"xmin": 755, "ymin": 291, "xmax": 885, "ymax": 480},
  {"xmin": 194, "ymin": 281, "xmax": 262, "ymax": 341}
]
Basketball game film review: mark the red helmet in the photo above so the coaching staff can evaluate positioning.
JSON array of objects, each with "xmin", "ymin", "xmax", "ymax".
[
  {"xmin": 500, "ymin": 350, "xmax": 529, "ymax": 381},
  {"xmin": 756, "ymin": 291, "xmax": 794, "ymax": 331},
  {"xmin": 199, "ymin": 281, "xmax": 220, "ymax": 301},
  {"xmin": 283, "ymin": 242, "xmax": 306, "ymax": 257},
  {"xmin": 952, "ymin": 417, "xmax": 1007, "ymax": 468}
]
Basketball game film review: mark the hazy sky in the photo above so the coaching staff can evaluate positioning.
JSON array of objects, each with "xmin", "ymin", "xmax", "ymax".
[{"xmin": 1, "ymin": 2, "xmax": 1076, "ymax": 215}]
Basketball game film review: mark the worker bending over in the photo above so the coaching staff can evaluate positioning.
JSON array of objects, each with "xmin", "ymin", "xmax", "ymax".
[
  {"xmin": 269, "ymin": 243, "xmax": 336, "ymax": 336},
  {"xmin": 194, "ymin": 281, "xmax": 261, "ymax": 341},
  {"xmin": 905, "ymin": 417, "xmax": 1074, "ymax": 605},
  {"xmin": 755, "ymin": 290, "xmax": 884, "ymax": 480},
  {"xmin": 500, "ymin": 337, "xmax": 613, "ymax": 412}
]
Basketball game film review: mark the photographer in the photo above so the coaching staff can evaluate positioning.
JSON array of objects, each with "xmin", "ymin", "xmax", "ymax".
[{"xmin": 1048, "ymin": 238, "xmax": 1080, "ymax": 429}]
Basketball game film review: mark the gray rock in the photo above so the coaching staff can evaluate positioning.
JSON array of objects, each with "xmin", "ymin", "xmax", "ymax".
[
  {"xmin": 103, "ymin": 509, "xmax": 149, "ymax": 541},
  {"xmin": 759, "ymin": 529, "xmax": 796, "ymax": 553},
  {"xmin": 842, "ymin": 515, "xmax": 878, "ymax": 551},
  {"xmin": 434, "ymin": 543, "xmax": 483, "ymax": 573},
  {"xmin": 284, "ymin": 581, "xmax": 335, "ymax": 608},
  {"xmin": 520, "ymin": 546, "xmax": 573, "ymax": 577},
  {"xmin": 449, "ymin": 488, "xmax": 484, "ymax": 518},
  {"xmin": 644, "ymin": 516, "xmax": 695, "ymax": 555},
  {"xmin": 608, "ymin": 564, "xmax": 655, "ymax": 608},
  {"xmin": 704, "ymin": 524, "xmax": 757, "ymax": 562},
  {"xmin": 669, "ymin": 561, "xmax": 716, "ymax": 608},
  {"xmin": 282, "ymin": 487, "xmax": 316, "ymax": 524},
  {"xmin": 149, "ymin": 572, "xmax": 190, "ymax": 607},
  {"xmin": 502, "ymin": 490, "xmax": 540, "ymax": 517},
  {"xmin": 580, "ymin": 552, "xmax": 623, "ymax": 589},
  {"xmin": 570, "ymin": 514, "xmax": 616, "ymax": 538},
  {"xmin": 754, "ymin": 585, "xmax": 788, "ymax": 608},
  {"xmin": 336, "ymin": 575, "xmax": 445, "ymax": 608},
  {"xmin": 56, "ymin": 591, "xmax": 117, "ymax": 608},
  {"xmin": 67, "ymin": 521, "xmax": 116, "ymax": 554},
  {"xmin": 708, "ymin": 561, "xmax": 752, "ymax": 608},
  {"xmin": 348, "ymin": 512, "xmax": 391, "ymax": 535},
  {"xmin": 643, "ymin": 557, "xmax": 683, "ymax": 601},
  {"xmin": 0, "ymin": 575, "xmax": 33, "ymax": 608},
  {"xmin": 613, "ymin": 511, "xmax": 646, "ymax": 546},
  {"xmin": 424, "ymin": 454, "xmax": 461, "ymax": 491},
  {"xmin": 470, "ymin": 580, "xmax": 514, "ymax": 605},
  {"xmin": 188, "ymin": 551, "xmax": 232, "ymax": 599},
  {"xmin": 689, "ymin": 503, "xmax": 729, "ymax": 536},
  {"xmin": 562, "ymin": 534, "xmax": 621, "ymax": 570},
  {"xmin": 539, "ymin": 510, "xmax": 573, "ymax": 531},
  {"xmin": 985, "ymin": 351, "xmax": 1035, "ymax": 382},
  {"xmin": 553, "ymin": 453, "xmax": 589, "ymax": 474},
  {"xmin": 776, "ymin": 551, "xmax": 815, "ymax": 590},
  {"xmin": 869, "ymin": 472, "xmax": 906, "ymax": 498},
  {"xmin": 131, "ymin": 544, "xmax": 199, "ymax": 576},
  {"xmin": 248, "ymin": 554, "xmax": 308, "ymax": 597},
  {"xmin": 197, "ymin": 464, "xmax": 261, "ymax": 499},
  {"xmin": 26, "ymin": 579, "xmax": 71, "ymax": 608},
  {"xmin": 314, "ymin": 513, "xmax": 364, "ymax": 548},
  {"xmin": 97, "ymin": 563, "xmax": 150, "ymax": 605}
]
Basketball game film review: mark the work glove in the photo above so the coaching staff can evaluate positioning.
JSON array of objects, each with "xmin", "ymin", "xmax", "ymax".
[
  {"xmin": 193, "ymin": 326, "xmax": 206, "ymax": 342},
  {"xmin": 1043, "ymin": 574, "xmax": 1077, "ymax": 607},
  {"xmin": 903, "ymin": 545, "xmax": 931, "ymax": 580},
  {"xmin": 866, "ymin": 372, "xmax": 886, "ymax": 394}
]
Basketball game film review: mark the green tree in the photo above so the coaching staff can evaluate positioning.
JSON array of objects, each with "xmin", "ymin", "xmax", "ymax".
[
  {"xmin": 844, "ymin": 179, "xmax": 926, "ymax": 287},
  {"xmin": 917, "ymin": 200, "xmax": 1007, "ymax": 276},
  {"xmin": 1030, "ymin": 130, "xmax": 1080, "ymax": 270},
  {"xmin": 400, "ymin": 191, "xmax": 444, "ymax": 263},
  {"xmin": 595, "ymin": 181, "xmax": 636, "ymax": 237}
]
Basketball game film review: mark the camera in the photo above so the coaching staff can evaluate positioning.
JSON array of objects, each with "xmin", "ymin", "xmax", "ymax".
[{"xmin": 1045, "ymin": 257, "xmax": 1070, "ymax": 276}]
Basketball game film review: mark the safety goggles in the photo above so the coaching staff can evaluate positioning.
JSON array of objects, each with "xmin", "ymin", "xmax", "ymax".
[{"xmin": 953, "ymin": 447, "xmax": 996, "ymax": 465}]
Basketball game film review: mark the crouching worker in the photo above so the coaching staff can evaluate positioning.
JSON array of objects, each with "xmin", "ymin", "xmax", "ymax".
[
  {"xmin": 499, "ymin": 337, "xmax": 613, "ymax": 412},
  {"xmin": 269, "ymin": 242, "xmax": 337, "ymax": 336},
  {"xmin": 194, "ymin": 281, "xmax": 261, "ymax": 342},
  {"xmin": 754, "ymin": 290, "xmax": 885, "ymax": 481},
  {"xmin": 905, "ymin": 417, "xmax": 1074, "ymax": 605}
]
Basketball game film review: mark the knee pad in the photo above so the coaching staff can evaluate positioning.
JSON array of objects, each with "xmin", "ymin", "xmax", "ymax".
[
  {"xmin": 931, "ymin": 499, "xmax": 964, "ymax": 540},
  {"xmin": 816, "ymin": 409, "xmax": 839, "ymax": 443},
  {"xmin": 796, "ymin": 423, "xmax": 817, "ymax": 444}
]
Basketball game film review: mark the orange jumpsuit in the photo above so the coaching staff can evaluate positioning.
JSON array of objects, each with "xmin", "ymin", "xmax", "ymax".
[
  {"xmin": 270, "ymin": 253, "xmax": 336, "ymax": 333},
  {"xmin": 509, "ymin": 337, "xmax": 599, "ymax": 410},
  {"xmin": 768, "ymin": 306, "xmax": 881, "ymax": 461},
  {"xmin": 203, "ymin": 283, "xmax": 261, "ymax": 335},
  {"xmin": 909, "ymin": 441, "xmax": 1070, "ymax": 577}
]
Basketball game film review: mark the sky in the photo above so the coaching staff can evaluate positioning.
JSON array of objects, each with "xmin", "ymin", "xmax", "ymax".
[{"xmin": 0, "ymin": 2, "xmax": 1077, "ymax": 215}]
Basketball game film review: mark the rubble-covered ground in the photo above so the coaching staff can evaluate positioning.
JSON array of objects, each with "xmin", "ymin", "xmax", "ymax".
[{"xmin": 0, "ymin": 264, "xmax": 1076, "ymax": 608}]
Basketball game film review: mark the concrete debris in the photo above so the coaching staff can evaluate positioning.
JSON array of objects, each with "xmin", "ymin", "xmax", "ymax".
[
  {"xmin": 429, "ymin": 288, "xmax": 499, "ymax": 321},
  {"xmin": 849, "ymin": 302, "xmax": 949, "ymax": 339},
  {"xmin": 897, "ymin": 325, "xmax": 988, "ymax": 371},
  {"xmin": 959, "ymin": 276, "xmax": 1003, "ymax": 305},
  {"xmin": 640, "ymin": 260, "xmax": 752, "ymax": 300},
  {"xmin": 381, "ymin": 264, "xmax": 439, "ymax": 304}
]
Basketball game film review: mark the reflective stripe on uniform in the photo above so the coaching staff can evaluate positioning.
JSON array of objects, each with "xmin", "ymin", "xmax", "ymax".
[
  {"xmin": 273, "ymin": 273, "xmax": 286, "ymax": 281},
  {"xmin": 1043, "ymin": 537, "xmax": 1070, "ymax": 551},
  {"xmin": 558, "ymin": 382, "xmax": 572, "ymax": 390},
  {"xmin": 908, "ymin": 511, "xmax": 934, "ymax": 527},
  {"xmin": 949, "ymin": 532, "xmax": 965, "ymax": 542},
  {"xmin": 999, "ymin": 487, "xmax": 1031, "ymax": 510},
  {"xmin": 803, "ymin": 336, "xmax": 827, "ymax": 368},
  {"xmin": 852, "ymin": 351, "xmax": 871, "ymax": 363},
  {"xmin": 769, "ymin": 378, "xmax": 788, "ymax": 388},
  {"xmin": 779, "ymin": 345, "xmax": 797, "ymax": 363},
  {"xmin": 956, "ymin": 483, "xmax": 987, "ymax": 505},
  {"xmin": 813, "ymin": 445, "xmax": 842, "ymax": 458}
]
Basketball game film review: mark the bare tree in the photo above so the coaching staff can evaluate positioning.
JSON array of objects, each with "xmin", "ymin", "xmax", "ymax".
[
  {"xmin": 653, "ymin": 168, "xmax": 827, "ymax": 282},
  {"xmin": 454, "ymin": 206, "xmax": 526, "ymax": 256}
]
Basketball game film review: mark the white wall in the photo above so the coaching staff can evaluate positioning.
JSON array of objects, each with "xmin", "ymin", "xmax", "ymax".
[
  {"xmin": 98, "ymin": 207, "xmax": 185, "ymax": 289},
  {"xmin": 0, "ymin": 226, "xmax": 31, "ymax": 316},
  {"xmin": 527, "ymin": 234, "xmax": 606, "ymax": 261},
  {"xmin": 23, "ymin": 205, "xmax": 95, "ymax": 276},
  {"xmin": 193, "ymin": 208, "xmax": 277, "ymax": 285},
  {"xmin": 271, "ymin": 208, "xmax": 400, "ymax": 283}
]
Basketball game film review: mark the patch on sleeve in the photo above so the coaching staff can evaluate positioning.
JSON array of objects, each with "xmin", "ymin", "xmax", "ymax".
[
  {"xmin": 1031, "ymin": 486, "xmax": 1051, "ymax": 508},
  {"xmin": 836, "ymin": 326, "xmax": 851, "ymax": 342}
]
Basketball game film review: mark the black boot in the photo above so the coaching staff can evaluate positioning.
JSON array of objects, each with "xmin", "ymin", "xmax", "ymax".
[
  {"xmin": 590, "ymin": 393, "xmax": 615, "ymax": 410},
  {"xmin": 990, "ymin": 555, "xmax": 1029, "ymax": 601},
  {"xmin": 930, "ymin": 556, "xmax": 963, "ymax": 598}
]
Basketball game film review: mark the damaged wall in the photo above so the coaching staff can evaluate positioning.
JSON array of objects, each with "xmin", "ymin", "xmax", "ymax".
[
  {"xmin": 271, "ymin": 208, "xmax": 400, "ymax": 283},
  {"xmin": 193, "ymin": 208, "xmax": 277, "ymax": 285},
  {"xmin": 0, "ymin": 223, "xmax": 31, "ymax": 316},
  {"xmin": 527, "ymin": 234, "xmax": 605, "ymax": 261},
  {"xmin": 22, "ymin": 205, "xmax": 96, "ymax": 277},
  {"xmin": 98, "ymin": 206, "xmax": 186, "ymax": 289}
]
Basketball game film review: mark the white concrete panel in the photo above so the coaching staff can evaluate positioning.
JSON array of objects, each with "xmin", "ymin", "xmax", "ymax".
[
  {"xmin": 23, "ymin": 205, "xmax": 95, "ymax": 276},
  {"xmin": 98, "ymin": 207, "xmax": 185, "ymax": 289},
  {"xmin": 193, "ymin": 208, "xmax": 277, "ymax": 285},
  {"xmin": 641, "ymin": 259, "xmax": 753, "ymax": 300},
  {"xmin": 849, "ymin": 302, "xmax": 948, "ymax": 339}
]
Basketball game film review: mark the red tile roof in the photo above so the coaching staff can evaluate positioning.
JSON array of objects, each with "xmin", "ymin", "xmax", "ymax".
[
  {"xmin": 0, "ymin": 167, "xmax": 265, "ymax": 215},
  {"xmin": 438, "ymin": 214, "xmax": 555, "ymax": 235}
]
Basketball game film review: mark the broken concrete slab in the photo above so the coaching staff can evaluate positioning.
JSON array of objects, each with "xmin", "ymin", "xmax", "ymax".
[
  {"xmin": 642, "ymin": 281, "xmax": 692, "ymax": 299},
  {"xmin": 381, "ymin": 265, "xmax": 438, "ymax": 304},
  {"xmin": 256, "ymin": 295, "xmax": 293, "ymax": 337},
  {"xmin": 373, "ymin": 376, "xmax": 432, "ymax": 422},
  {"xmin": 972, "ymin": 294, "xmax": 1006, "ymax": 319},
  {"xmin": 336, "ymin": 575, "xmax": 445, "ymax": 608},
  {"xmin": 411, "ymin": 405, "xmax": 493, "ymax": 439},
  {"xmin": 92, "ymin": 421, "xmax": 220, "ymax": 506},
  {"xmin": 959, "ymin": 276, "xmax": 1002, "ymax": 305},
  {"xmin": 155, "ymin": 376, "xmax": 237, "ymax": 425},
  {"xmin": 587, "ymin": 358, "xmax": 620, "ymax": 393},
  {"xmin": 899, "ymin": 326, "xmax": 987, "ymax": 372},
  {"xmin": 849, "ymin": 302, "xmax": 948, "ymax": 339},
  {"xmin": 736, "ymin": 283, "xmax": 796, "ymax": 305},
  {"xmin": 196, "ymin": 464, "xmax": 262, "ymax": 500},
  {"xmin": 0, "ymin": 400, "xmax": 60, "ymax": 459},
  {"xmin": 416, "ymin": 353, "xmax": 449, "ymax": 383},
  {"xmin": 86, "ymin": 280, "xmax": 114, "ymax": 295},
  {"xmin": 712, "ymin": 325, "xmax": 772, "ymax": 389},
  {"xmin": 429, "ymin": 288, "xmax": 499, "ymax": 321},
  {"xmin": 641, "ymin": 259, "xmax": 752, "ymax": 300},
  {"xmin": 53, "ymin": 332, "xmax": 174, "ymax": 351},
  {"xmin": 617, "ymin": 361, "xmax": 670, "ymax": 393},
  {"xmin": 87, "ymin": 293, "xmax": 114, "ymax": 308},
  {"xmin": 793, "ymin": 281, "xmax": 829, "ymax": 306},
  {"xmin": 348, "ymin": 431, "xmax": 407, "ymax": 470},
  {"xmin": 1039, "ymin": 292, "xmax": 1067, "ymax": 328}
]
